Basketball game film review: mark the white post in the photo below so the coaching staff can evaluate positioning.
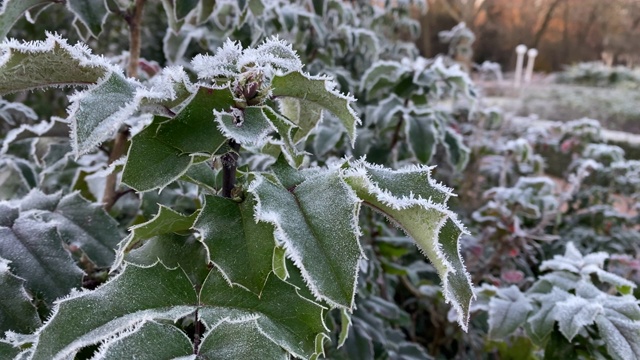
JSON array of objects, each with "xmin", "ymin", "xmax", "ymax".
[
  {"xmin": 514, "ymin": 44, "xmax": 527, "ymax": 87},
  {"xmin": 525, "ymin": 48, "xmax": 538, "ymax": 83}
]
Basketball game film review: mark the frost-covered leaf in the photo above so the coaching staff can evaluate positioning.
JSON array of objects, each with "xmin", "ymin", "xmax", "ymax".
[
  {"xmin": 0, "ymin": 257, "xmax": 41, "ymax": 334},
  {"xmin": 314, "ymin": 115, "xmax": 343, "ymax": 157},
  {"xmin": 67, "ymin": 0, "xmax": 107, "ymax": 38},
  {"xmin": 30, "ymin": 263, "xmax": 197, "ymax": 360},
  {"xmin": 69, "ymin": 72, "xmax": 139, "ymax": 156},
  {"xmin": 194, "ymin": 194, "xmax": 275, "ymax": 294},
  {"xmin": 406, "ymin": 115, "xmax": 438, "ymax": 164},
  {"xmin": 174, "ymin": 0, "xmax": 199, "ymax": 20},
  {"xmin": 1, "ymin": 118, "xmax": 69, "ymax": 164},
  {"xmin": 0, "ymin": 33, "xmax": 112, "ymax": 95},
  {"xmin": 125, "ymin": 234, "xmax": 210, "ymax": 289},
  {"xmin": 199, "ymin": 320, "xmax": 288, "ymax": 359},
  {"xmin": 198, "ymin": 272, "xmax": 327, "ymax": 359},
  {"xmin": 113, "ymin": 205, "xmax": 199, "ymax": 270},
  {"xmin": 526, "ymin": 288, "xmax": 571, "ymax": 344},
  {"xmin": 216, "ymin": 107, "xmax": 274, "ymax": 146},
  {"xmin": 443, "ymin": 128, "xmax": 469, "ymax": 171},
  {"xmin": 596, "ymin": 314, "xmax": 640, "ymax": 360},
  {"xmin": 92, "ymin": 321, "xmax": 193, "ymax": 360},
  {"xmin": 0, "ymin": 340, "xmax": 19, "ymax": 359},
  {"xmin": 271, "ymin": 71, "xmax": 360, "ymax": 146},
  {"xmin": 555, "ymin": 296, "xmax": 602, "ymax": 341},
  {"xmin": 249, "ymin": 169, "xmax": 362, "ymax": 309},
  {"xmin": 18, "ymin": 190, "xmax": 120, "ymax": 267},
  {"xmin": 278, "ymin": 97, "xmax": 323, "ymax": 144},
  {"xmin": 0, "ymin": 0, "xmax": 54, "ymax": 39},
  {"xmin": 360, "ymin": 61, "xmax": 405, "ymax": 100},
  {"xmin": 488, "ymin": 286, "xmax": 532, "ymax": 339},
  {"xmin": 122, "ymin": 86, "xmax": 234, "ymax": 192},
  {"xmin": 262, "ymin": 106, "xmax": 305, "ymax": 167},
  {"xmin": 0, "ymin": 157, "xmax": 34, "ymax": 200},
  {"xmin": 343, "ymin": 160, "xmax": 474, "ymax": 330},
  {"xmin": 0, "ymin": 203, "xmax": 84, "ymax": 302}
]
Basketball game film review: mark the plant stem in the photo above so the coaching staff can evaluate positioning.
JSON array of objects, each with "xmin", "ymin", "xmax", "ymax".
[
  {"xmin": 222, "ymin": 140, "xmax": 241, "ymax": 198},
  {"xmin": 102, "ymin": 126, "xmax": 130, "ymax": 210},
  {"xmin": 126, "ymin": 0, "xmax": 145, "ymax": 79},
  {"xmin": 102, "ymin": 0, "xmax": 145, "ymax": 210}
]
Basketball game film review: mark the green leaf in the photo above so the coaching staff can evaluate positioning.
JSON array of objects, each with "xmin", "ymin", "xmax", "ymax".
[
  {"xmin": 0, "ymin": 0, "xmax": 54, "ymax": 39},
  {"xmin": 249, "ymin": 170, "xmax": 363, "ymax": 309},
  {"xmin": 443, "ymin": 128, "xmax": 470, "ymax": 171},
  {"xmin": 271, "ymin": 71, "xmax": 360, "ymax": 146},
  {"xmin": 121, "ymin": 118, "xmax": 194, "ymax": 192},
  {"xmin": 0, "ymin": 33, "xmax": 110, "ymax": 95},
  {"xmin": 0, "ymin": 203, "xmax": 84, "ymax": 303},
  {"xmin": 273, "ymin": 245, "xmax": 288, "ymax": 281},
  {"xmin": 199, "ymin": 320, "xmax": 288, "ymax": 359},
  {"xmin": 199, "ymin": 272, "xmax": 327, "ymax": 359},
  {"xmin": 194, "ymin": 194, "xmax": 275, "ymax": 294},
  {"xmin": 19, "ymin": 190, "xmax": 121, "ymax": 267},
  {"xmin": 69, "ymin": 72, "xmax": 137, "ymax": 155},
  {"xmin": 93, "ymin": 321, "xmax": 193, "ymax": 360},
  {"xmin": 0, "ymin": 257, "xmax": 41, "ymax": 334},
  {"xmin": 0, "ymin": 339, "xmax": 20, "ymax": 359},
  {"xmin": 406, "ymin": 115, "xmax": 438, "ymax": 164},
  {"xmin": 488, "ymin": 286, "xmax": 532, "ymax": 339},
  {"xmin": 262, "ymin": 105, "xmax": 305, "ymax": 167},
  {"xmin": 339, "ymin": 309, "xmax": 352, "ymax": 348},
  {"xmin": 174, "ymin": 0, "xmax": 199, "ymax": 20},
  {"xmin": 122, "ymin": 86, "xmax": 234, "ymax": 192},
  {"xmin": 278, "ymin": 97, "xmax": 323, "ymax": 143},
  {"xmin": 113, "ymin": 205, "xmax": 199, "ymax": 269},
  {"xmin": 30, "ymin": 263, "xmax": 197, "ymax": 360},
  {"xmin": 360, "ymin": 61, "xmax": 405, "ymax": 100},
  {"xmin": 343, "ymin": 160, "xmax": 474, "ymax": 330},
  {"xmin": 125, "ymin": 234, "xmax": 210, "ymax": 287},
  {"xmin": 216, "ymin": 106, "xmax": 274, "ymax": 146},
  {"xmin": 0, "ymin": 157, "xmax": 33, "ymax": 200},
  {"xmin": 67, "ymin": 0, "xmax": 107, "ymax": 38}
]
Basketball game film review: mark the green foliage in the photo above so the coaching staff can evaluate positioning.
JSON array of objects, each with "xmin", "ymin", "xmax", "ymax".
[{"xmin": 1, "ymin": 0, "xmax": 638, "ymax": 359}]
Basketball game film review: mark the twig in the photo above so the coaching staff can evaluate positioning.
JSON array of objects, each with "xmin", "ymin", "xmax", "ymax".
[
  {"xmin": 102, "ymin": 0, "xmax": 146, "ymax": 211},
  {"xmin": 222, "ymin": 140, "xmax": 241, "ymax": 198}
]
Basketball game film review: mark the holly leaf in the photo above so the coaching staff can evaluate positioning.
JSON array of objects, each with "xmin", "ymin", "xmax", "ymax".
[
  {"xmin": 0, "ymin": 257, "xmax": 41, "ymax": 334},
  {"xmin": 91, "ymin": 321, "xmax": 193, "ymax": 360},
  {"xmin": 249, "ymin": 169, "xmax": 363, "ymax": 309},
  {"xmin": 0, "ymin": 33, "xmax": 111, "ymax": 95},
  {"xmin": 122, "ymin": 86, "xmax": 233, "ymax": 192},
  {"xmin": 343, "ymin": 160, "xmax": 474, "ymax": 330},
  {"xmin": 0, "ymin": 0, "xmax": 55, "ymax": 39},
  {"xmin": 30, "ymin": 262, "xmax": 327, "ymax": 360},
  {"xmin": 271, "ymin": 71, "xmax": 360, "ymax": 146},
  {"xmin": 194, "ymin": 194, "xmax": 275, "ymax": 294},
  {"xmin": 0, "ymin": 203, "xmax": 83, "ymax": 303},
  {"xmin": 67, "ymin": 0, "xmax": 107, "ymax": 38},
  {"xmin": 113, "ymin": 205, "xmax": 200, "ymax": 269}
]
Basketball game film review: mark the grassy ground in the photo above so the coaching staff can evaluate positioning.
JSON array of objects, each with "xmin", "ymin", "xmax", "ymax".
[{"xmin": 479, "ymin": 81, "xmax": 640, "ymax": 134}]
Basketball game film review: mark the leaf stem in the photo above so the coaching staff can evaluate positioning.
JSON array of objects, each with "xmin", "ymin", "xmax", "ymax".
[{"xmin": 222, "ymin": 140, "xmax": 241, "ymax": 198}]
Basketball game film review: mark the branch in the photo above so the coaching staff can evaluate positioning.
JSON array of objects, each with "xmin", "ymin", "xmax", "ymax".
[
  {"xmin": 221, "ymin": 140, "xmax": 241, "ymax": 198},
  {"xmin": 102, "ymin": 0, "xmax": 146, "ymax": 211},
  {"xmin": 532, "ymin": 0, "xmax": 563, "ymax": 48}
]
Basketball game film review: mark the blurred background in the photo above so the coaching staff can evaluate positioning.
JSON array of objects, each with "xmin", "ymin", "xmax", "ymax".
[{"xmin": 418, "ymin": 0, "xmax": 640, "ymax": 72}]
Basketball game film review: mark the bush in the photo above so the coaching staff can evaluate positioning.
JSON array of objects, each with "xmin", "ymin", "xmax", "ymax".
[{"xmin": 0, "ymin": 1, "xmax": 639, "ymax": 359}]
